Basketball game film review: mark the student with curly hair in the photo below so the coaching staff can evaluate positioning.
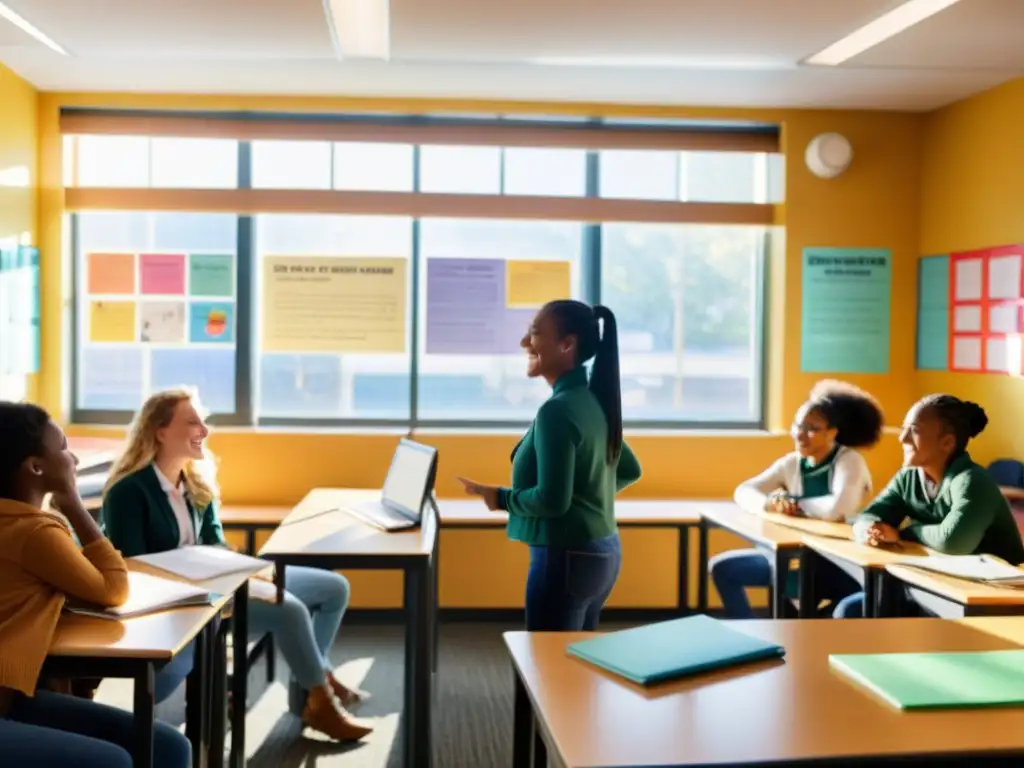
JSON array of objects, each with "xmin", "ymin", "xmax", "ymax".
[
  {"xmin": 710, "ymin": 381, "xmax": 885, "ymax": 619},
  {"xmin": 837, "ymin": 394, "xmax": 1024, "ymax": 618}
]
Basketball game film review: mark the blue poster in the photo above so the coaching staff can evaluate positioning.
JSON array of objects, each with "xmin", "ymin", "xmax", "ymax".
[
  {"xmin": 150, "ymin": 347, "xmax": 235, "ymax": 414},
  {"xmin": 801, "ymin": 247, "xmax": 892, "ymax": 374},
  {"xmin": 80, "ymin": 346, "xmax": 145, "ymax": 410},
  {"xmin": 917, "ymin": 255, "xmax": 950, "ymax": 370},
  {"xmin": 259, "ymin": 354, "xmax": 342, "ymax": 417},
  {"xmin": 189, "ymin": 301, "xmax": 234, "ymax": 343}
]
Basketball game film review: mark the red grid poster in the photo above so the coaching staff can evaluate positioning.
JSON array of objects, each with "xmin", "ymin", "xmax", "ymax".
[{"xmin": 948, "ymin": 245, "xmax": 1024, "ymax": 375}]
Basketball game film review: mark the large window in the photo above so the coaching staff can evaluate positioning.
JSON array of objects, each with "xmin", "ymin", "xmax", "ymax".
[{"xmin": 65, "ymin": 112, "xmax": 779, "ymax": 428}]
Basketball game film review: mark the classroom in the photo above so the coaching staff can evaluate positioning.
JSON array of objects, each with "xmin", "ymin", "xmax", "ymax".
[{"xmin": 2, "ymin": 1, "xmax": 1024, "ymax": 767}]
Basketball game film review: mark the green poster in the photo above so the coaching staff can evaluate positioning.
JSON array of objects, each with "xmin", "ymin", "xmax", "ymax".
[
  {"xmin": 189, "ymin": 253, "xmax": 234, "ymax": 297},
  {"xmin": 916, "ymin": 255, "xmax": 950, "ymax": 370},
  {"xmin": 801, "ymin": 247, "xmax": 891, "ymax": 374}
]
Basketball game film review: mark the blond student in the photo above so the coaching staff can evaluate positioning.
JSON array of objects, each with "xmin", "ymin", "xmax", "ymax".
[{"xmin": 102, "ymin": 390, "xmax": 372, "ymax": 742}]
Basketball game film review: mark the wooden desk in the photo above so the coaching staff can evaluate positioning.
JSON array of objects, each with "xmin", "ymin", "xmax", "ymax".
[
  {"xmin": 506, "ymin": 618, "xmax": 1024, "ymax": 767},
  {"xmin": 697, "ymin": 503, "xmax": 807, "ymax": 618},
  {"xmin": 439, "ymin": 498, "xmax": 703, "ymax": 613},
  {"xmin": 218, "ymin": 505, "xmax": 292, "ymax": 553},
  {"xmin": 68, "ymin": 436, "xmax": 123, "ymax": 473},
  {"xmin": 885, "ymin": 563, "xmax": 1024, "ymax": 618},
  {"xmin": 799, "ymin": 536, "xmax": 929, "ymax": 619},
  {"xmin": 45, "ymin": 561, "xmax": 243, "ymax": 768},
  {"xmin": 260, "ymin": 488, "xmax": 438, "ymax": 768}
]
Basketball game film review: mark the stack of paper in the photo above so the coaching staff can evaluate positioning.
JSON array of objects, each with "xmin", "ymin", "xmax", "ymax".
[
  {"xmin": 897, "ymin": 553, "xmax": 1024, "ymax": 587},
  {"xmin": 566, "ymin": 614, "xmax": 785, "ymax": 685},
  {"xmin": 130, "ymin": 545, "xmax": 271, "ymax": 582},
  {"xmin": 830, "ymin": 650, "xmax": 1024, "ymax": 709},
  {"xmin": 67, "ymin": 570, "xmax": 216, "ymax": 620}
]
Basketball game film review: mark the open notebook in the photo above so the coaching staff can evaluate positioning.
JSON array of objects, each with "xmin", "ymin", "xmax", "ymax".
[
  {"xmin": 131, "ymin": 545, "xmax": 271, "ymax": 582},
  {"xmin": 830, "ymin": 650, "xmax": 1024, "ymax": 710},
  {"xmin": 567, "ymin": 614, "xmax": 785, "ymax": 685},
  {"xmin": 66, "ymin": 570, "xmax": 217, "ymax": 620},
  {"xmin": 894, "ymin": 553, "xmax": 1024, "ymax": 587}
]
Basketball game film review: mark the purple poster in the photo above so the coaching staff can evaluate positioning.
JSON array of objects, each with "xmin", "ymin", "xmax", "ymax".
[{"xmin": 426, "ymin": 258, "xmax": 535, "ymax": 355}]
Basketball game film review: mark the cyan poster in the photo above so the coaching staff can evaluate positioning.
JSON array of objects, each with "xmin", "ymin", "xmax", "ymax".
[
  {"xmin": 916, "ymin": 255, "xmax": 950, "ymax": 370},
  {"xmin": 801, "ymin": 247, "xmax": 892, "ymax": 374}
]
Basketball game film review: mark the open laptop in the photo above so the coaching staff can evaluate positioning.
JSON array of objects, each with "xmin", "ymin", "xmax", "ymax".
[{"xmin": 339, "ymin": 438, "xmax": 438, "ymax": 532}]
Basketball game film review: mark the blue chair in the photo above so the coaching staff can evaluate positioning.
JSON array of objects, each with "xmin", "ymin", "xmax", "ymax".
[{"xmin": 988, "ymin": 459, "xmax": 1024, "ymax": 489}]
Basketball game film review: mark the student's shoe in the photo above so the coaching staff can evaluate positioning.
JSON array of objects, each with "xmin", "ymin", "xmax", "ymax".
[
  {"xmin": 328, "ymin": 673, "xmax": 371, "ymax": 709},
  {"xmin": 302, "ymin": 685, "xmax": 374, "ymax": 742}
]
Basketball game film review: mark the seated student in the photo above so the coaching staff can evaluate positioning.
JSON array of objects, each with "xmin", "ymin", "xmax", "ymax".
[
  {"xmin": 710, "ymin": 380, "xmax": 883, "ymax": 619},
  {"xmin": 102, "ymin": 389, "xmax": 372, "ymax": 742},
  {"xmin": 0, "ymin": 401, "xmax": 191, "ymax": 768},
  {"xmin": 839, "ymin": 394, "xmax": 1024, "ymax": 618}
]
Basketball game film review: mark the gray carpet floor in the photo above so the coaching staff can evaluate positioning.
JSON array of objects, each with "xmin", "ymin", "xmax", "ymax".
[{"xmin": 97, "ymin": 621, "xmax": 597, "ymax": 767}]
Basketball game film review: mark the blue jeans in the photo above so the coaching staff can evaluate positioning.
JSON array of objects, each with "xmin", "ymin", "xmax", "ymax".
[
  {"xmin": 0, "ymin": 690, "xmax": 191, "ymax": 768},
  {"xmin": 709, "ymin": 549, "xmax": 772, "ymax": 619},
  {"xmin": 525, "ymin": 533, "xmax": 621, "ymax": 631},
  {"xmin": 155, "ymin": 565, "xmax": 351, "ymax": 698},
  {"xmin": 833, "ymin": 591, "xmax": 865, "ymax": 618}
]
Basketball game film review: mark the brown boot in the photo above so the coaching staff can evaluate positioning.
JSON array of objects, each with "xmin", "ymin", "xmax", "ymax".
[
  {"xmin": 328, "ymin": 673, "xmax": 371, "ymax": 710},
  {"xmin": 301, "ymin": 685, "xmax": 374, "ymax": 742}
]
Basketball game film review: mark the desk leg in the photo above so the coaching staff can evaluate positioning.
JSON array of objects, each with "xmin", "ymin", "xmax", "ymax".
[
  {"xmin": 532, "ymin": 721, "xmax": 548, "ymax": 768},
  {"xmin": 677, "ymin": 525, "xmax": 690, "ymax": 614},
  {"xmin": 432, "ymin": 530, "xmax": 440, "ymax": 674},
  {"xmin": 770, "ymin": 550, "xmax": 789, "ymax": 619},
  {"xmin": 134, "ymin": 662, "xmax": 156, "ymax": 768},
  {"xmin": 185, "ymin": 620, "xmax": 213, "ymax": 768},
  {"xmin": 245, "ymin": 528, "xmax": 256, "ymax": 556},
  {"xmin": 696, "ymin": 520, "xmax": 709, "ymax": 614},
  {"xmin": 229, "ymin": 581, "xmax": 249, "ymax": 768},
  {"xmin": 863, "ymin": 568, "xmax": 879, "ymax": 619},
  {"xmin": 209, "ymin": 619, "xmax": 229, "ymax": 768},
  {"xmin": 798, "ymin": 547, "xmax": 818, "ymax": 619},
  {"xmin": 404, "ymin": 564, "xmax": 432, "ymax": 768},
  {"xmin": 512, "ymin": 671, "xmax": 534, "ymax": 768}
]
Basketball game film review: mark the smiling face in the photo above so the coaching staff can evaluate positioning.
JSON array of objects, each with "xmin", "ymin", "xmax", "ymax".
[
  {"xmin": 155, "ymin": 399, "xmax": 209, "ymax": 463},
  {"xmin": 790, "ymin": 403, "xmax": 837, "ymax": 459},
  {"xmin": 521, "ymin": 308, "xmax": 576, "ymax": 382},
  {"xmin": 899, "ymin": 402, "xmax": 954, "ymax": 469}
]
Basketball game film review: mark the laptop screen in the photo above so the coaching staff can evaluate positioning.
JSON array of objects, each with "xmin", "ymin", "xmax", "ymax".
[{"xmin": 382, "ymin": 440, "xmax": 436, "ymax": 518}]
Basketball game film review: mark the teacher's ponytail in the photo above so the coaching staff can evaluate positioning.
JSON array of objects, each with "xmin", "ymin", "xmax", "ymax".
[{"xmin": 590, "ymin": 305, "xmax": 623, "ymax": 464}]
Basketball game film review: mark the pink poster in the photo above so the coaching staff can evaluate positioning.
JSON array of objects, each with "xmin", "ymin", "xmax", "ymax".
[{"xmin": 140, "ymin": 253, "xmax": 186, "ymax": 295}]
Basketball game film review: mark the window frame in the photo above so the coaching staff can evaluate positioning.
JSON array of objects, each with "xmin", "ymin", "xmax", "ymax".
[{"xmin": 67, "ymin": 114, "xmax": 772, "ymax": 431}]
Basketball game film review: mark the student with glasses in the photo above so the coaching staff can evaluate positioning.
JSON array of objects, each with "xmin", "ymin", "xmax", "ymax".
[{"xmin": 709, "ymin": 380, "xmax": 884, "ymax": 619}]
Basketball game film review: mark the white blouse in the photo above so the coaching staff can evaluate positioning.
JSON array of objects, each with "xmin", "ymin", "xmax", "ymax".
[{"xmin": 153, "ymin": 464, "xmax": 196, "ymax": 547}]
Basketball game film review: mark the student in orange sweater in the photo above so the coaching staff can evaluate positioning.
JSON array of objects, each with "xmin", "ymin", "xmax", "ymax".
[{"xmin": 0, "ymin": 401, "xmax": 191, "ymax": 768}]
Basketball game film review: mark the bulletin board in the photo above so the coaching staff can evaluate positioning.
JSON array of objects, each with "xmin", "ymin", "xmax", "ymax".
[{"xmin": 948, "ymin": 245, "xmax": 1024, "ymax": 376}]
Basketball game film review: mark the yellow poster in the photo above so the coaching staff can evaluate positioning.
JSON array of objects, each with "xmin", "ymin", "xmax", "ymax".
[
  {"xmin": 506, "ymin": 260, "xmax": 571, "ymax": 308},
  {"xmin": 262, "ymin": 256, "xmax": 407, "ymax": 353},
  {"xmin": 89, "ymin": 300, "xmax": 136, "ymax": 343}
]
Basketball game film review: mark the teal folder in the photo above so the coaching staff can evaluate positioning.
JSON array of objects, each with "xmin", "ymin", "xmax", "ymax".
[
  {"xmin": 830, "ymin": 650, "xmax": 1024, "ymax": 710},
  {"xmin": 566, "ymin": 614, "xmax": 785, "ymax": 685}
]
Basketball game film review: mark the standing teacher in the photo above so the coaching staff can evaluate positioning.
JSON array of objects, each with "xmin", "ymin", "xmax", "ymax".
[{"xmin": 458, "ymin": 300, "xmax": 642, "ymax": 631}]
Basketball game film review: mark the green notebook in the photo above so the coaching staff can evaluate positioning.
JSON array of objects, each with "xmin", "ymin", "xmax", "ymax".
[{"xmin": 830, "ymin": 650, "xmax": 1024, "ymax": 710}]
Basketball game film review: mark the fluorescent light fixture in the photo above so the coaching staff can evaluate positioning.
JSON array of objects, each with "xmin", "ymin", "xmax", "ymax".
[
  {"xmin": 805, "ymin": 0, "xmax": 962, "ymax": 66},
  {"xmin": 323, "ymin": 0, "xmax": 390, "ymax": 61},
  {"xmin": 0, "ymin": 1, "xmax": 67, "ymax": 55}
]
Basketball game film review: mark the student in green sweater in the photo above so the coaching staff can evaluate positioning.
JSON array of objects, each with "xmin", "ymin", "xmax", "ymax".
[
  {"xmin": 458, "ymin": 300, "xmax": 642, "ymax": 631},
  {"xmin": 837, "ymin": 394, "xmax": 1024, "ymax": 618}
]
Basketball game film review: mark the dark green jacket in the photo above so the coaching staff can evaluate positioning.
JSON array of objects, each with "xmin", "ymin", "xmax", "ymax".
[
  {"xmin": 498, "ymin": 367, "xmax": 642, "ymax": 548},
  {"xmin": 854, "ymin": 452, "xmax": 1024, "ymax": 564},
  {"xmin": 102, "ymin": 465, "xmax": 226, "ymax": 557}
]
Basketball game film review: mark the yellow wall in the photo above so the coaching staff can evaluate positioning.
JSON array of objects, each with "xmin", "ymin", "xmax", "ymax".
[
  {"xmin": 0, "ymin": 64, "xmax": 37, "ymax": 401},
  {"xmin": 37, "ymin": 93, "xmax": 921, "ymax": 609},
  {"xmin": 918, "ymin": 77, "xmax": 1024, "ymax": 465}
]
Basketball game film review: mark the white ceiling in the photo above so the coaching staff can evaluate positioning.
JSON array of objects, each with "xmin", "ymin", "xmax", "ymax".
[{"xmin": 0, "ymin": 0, "xmax": 1021, "ymax": 110}]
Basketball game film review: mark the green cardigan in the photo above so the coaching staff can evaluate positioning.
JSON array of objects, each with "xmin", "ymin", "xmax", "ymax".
[
  {"xmin": 498, "ymin": 366, "xmax": 643, "ymax": 548},
  {"xmin": 854, "ymin": 452, "xmax": 1024, "ymax": 564},
  {"xmin": 102, "ymin": 465, "xmax": 226, "ymax": 557}
]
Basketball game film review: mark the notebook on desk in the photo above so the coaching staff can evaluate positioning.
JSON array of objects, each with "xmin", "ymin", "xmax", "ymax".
[
  {"xmin": 567, "ymin": 614, "xmax": 785, "ymax": 686},
  {"xmin": 830, "ymin": 650, "xmax": 1024, "ymax": 710},
  {"xmin": 895, "ymin": 553, "xmax": 1024, "ymax": 587},
  {"xmin": 66, "ymin": 570, "xmax": 218, "ymax": 620},
  {"xmin": 131, "ymin": 545, "xmax": 271, "ymax": 582}
]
